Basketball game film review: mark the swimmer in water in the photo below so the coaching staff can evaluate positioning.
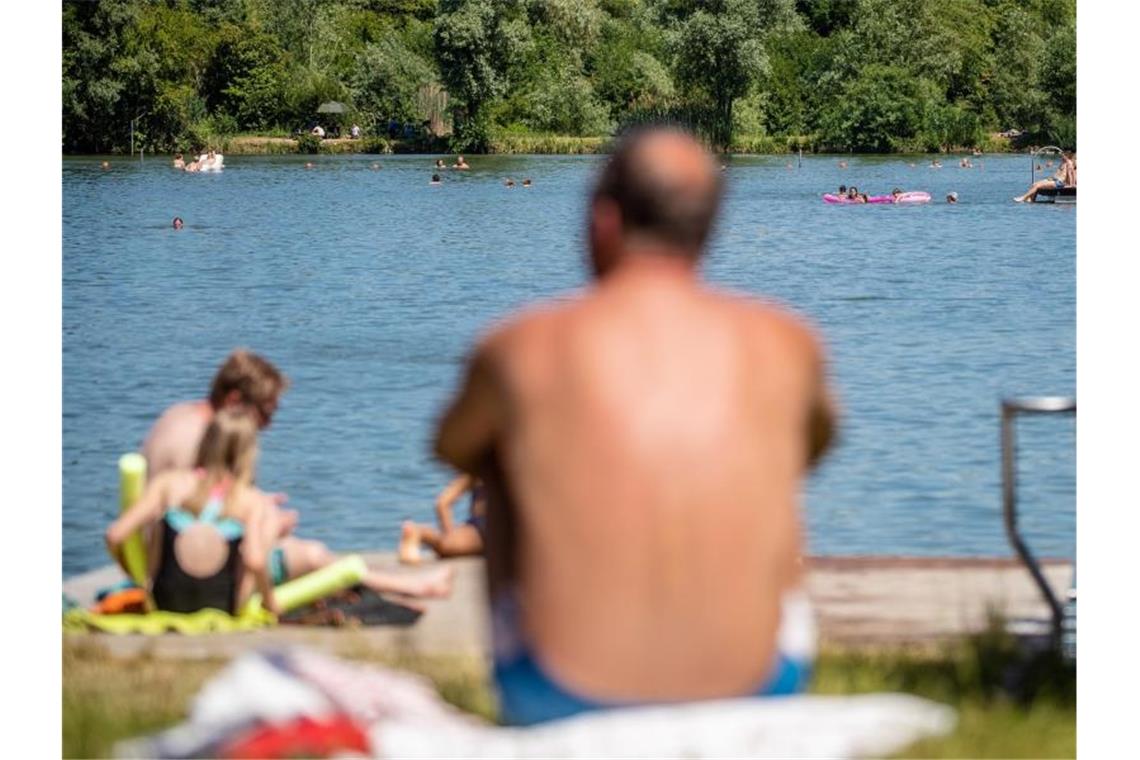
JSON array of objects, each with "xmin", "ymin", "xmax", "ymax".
[
  {"xmin": 454, "ymin": 156, "xmax": 470, "ymax": 170},
  {"xmin": 370, "ymin": 163, "xmax": 381, "ymax": 170},
  {"xmin": 304, "ymin": 162, "xmax": 315, "ymax": 169},
  {"xmin": 522, "ymin": 178, "xmax": 533, "ymax": 188},
  {"xmin": 838, "ymin": 160, "xmax": 848, "ymax": 169},
  {"xmin": 435, "ymin": 159, "xmax": 447, "ymax": 170},
  {"xmin": 101, "ymin": 161, "xmax": 110, "ymax": 170},
  {"xmin": 504, "ymin": 177, "xmax": 515, "ymax": 188},
  {"xmin": 172, "ymin": 217, "xmax": 184, "ymax": 229},
  {"xmin": 185, "ymin": 160, "xmax": 201, "ymax": 173},
  {"xmin": 838, "ymin": 185, "xmax": 847, "ymax": 196},
  {"xmin": 930, "ymin": 159, "xmax": 942, "ymax": 169},
  {"xmin": 430, "ymin": 173, "xmax": 442, "ymax": 185},
  {"xmin": 891, "ymin": 187, "xmax": 903, "ymax": 202},
  {"xmin": 846, "ymin": 186, "xmax": 866, "ymax": 203},
  {"xmin": 946, "ymin": 192, "xmax": 959, "ymax": 204},
  {"xmin": 173, "ymin": 153, "xmax": 185, "ymax": 170}
]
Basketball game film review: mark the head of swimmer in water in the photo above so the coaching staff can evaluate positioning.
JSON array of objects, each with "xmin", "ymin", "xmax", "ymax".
[
  {"xmin": 435, "ymin": 159, "xmax": 446, "ymax": 169},
  {"xmin": 209, "ymin": 349, "xmax": 289, "ymax": 429},
  {"xmin": 172, "ymin": 217, "xmax": 184, "ymax": 229},
  {"xmin": 838, "ymin": 185, "xmax": 847, "ymax": 195},
  {"xmin": 891, "ymin": 188, "xmax": 902, "ymax": 198},
  {"xmin": 847, "ymin": 186, "xmax": 858, "ymax": 198},
  {"xmin": 194, "ymin": 408, "xmax": 260, "ymax": 494},
  {"xmin": 587, "ymin": 126, "xmax": 723, "ymax": 280},
  {"xmin": 431, "ymin": 173, "xmax": 442, "ymax": 184}
]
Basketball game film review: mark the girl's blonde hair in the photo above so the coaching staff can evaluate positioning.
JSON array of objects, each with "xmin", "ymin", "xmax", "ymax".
[{"xmin": 188, "ymin": 408, "xmax": 260, "ymax": 513}]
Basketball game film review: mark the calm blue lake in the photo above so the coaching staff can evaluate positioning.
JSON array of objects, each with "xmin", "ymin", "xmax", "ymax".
[{"xmin": 62, "ymin": 153, "xmax": 1075, "ymax": 577}]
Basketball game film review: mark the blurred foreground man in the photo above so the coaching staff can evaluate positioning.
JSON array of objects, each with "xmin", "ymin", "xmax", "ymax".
[{"xmin": 435, "ymin": 127, "xmax": 838, "ymax": 725}]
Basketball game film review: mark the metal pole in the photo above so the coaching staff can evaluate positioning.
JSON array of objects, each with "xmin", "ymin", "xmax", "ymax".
[{"xmin": 1001, "ymin": 396, "xmax": 1075, "ymax": 648}]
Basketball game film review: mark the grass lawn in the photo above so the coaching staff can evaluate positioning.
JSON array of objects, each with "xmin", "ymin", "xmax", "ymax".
[{"xmin": 63, "ymin": 629, "xmax": 1074, "ymax": 759}]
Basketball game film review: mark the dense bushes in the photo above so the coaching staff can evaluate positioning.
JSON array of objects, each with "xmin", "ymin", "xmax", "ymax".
[{"xmin": 62, "ymin": 0, "xmax": 1075, "ymax": 154}]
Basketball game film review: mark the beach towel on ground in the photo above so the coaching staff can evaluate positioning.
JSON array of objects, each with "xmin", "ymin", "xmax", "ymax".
[
  {"xmin": 62, "ymin": 606, "xmax": 275, "ymax": 635},
  {"xmin": 116, "ymin": 648, "xmax": 956, "ymax": 759}
]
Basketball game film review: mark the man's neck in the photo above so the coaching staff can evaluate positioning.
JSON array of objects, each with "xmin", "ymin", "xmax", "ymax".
[{"xmin": 601, "ymin": 248, "xmax": 700, "ymax": 286}]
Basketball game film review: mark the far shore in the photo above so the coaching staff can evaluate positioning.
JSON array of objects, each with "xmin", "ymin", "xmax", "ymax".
[{"xmin": 67, "ymin": 132, "xmax": 1017, "ymax": 158}]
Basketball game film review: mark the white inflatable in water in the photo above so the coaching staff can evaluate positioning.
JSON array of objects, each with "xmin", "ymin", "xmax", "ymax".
[{"xmin": 197, "ymin": 153, "xmax": 225, "ymax": 172}]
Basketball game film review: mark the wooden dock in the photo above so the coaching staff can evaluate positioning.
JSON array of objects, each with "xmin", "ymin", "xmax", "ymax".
[{"xmin": 63, "ymin": 554, "xmax": 1072, "ymax": 660}]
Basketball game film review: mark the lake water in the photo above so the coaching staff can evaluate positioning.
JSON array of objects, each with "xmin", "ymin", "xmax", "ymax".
[{"xmin": 62, "ymin": 153, "xmax": 1075, "ymax": 577}]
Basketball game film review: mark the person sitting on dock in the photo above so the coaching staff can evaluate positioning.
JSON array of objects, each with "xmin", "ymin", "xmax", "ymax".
[
  {"xmin": 110, "ymin": 410, "xmax": 454, "ymax": 617},
  {"xmin": 433, "ymin": 126, "xmax": 836, "ymax": 726},
  {"xmin": 1014, "ymin": 151, "xmax": 1076, "ymax": 202},
  {"xmin": 397, "ymin": 474, "xmax": 486, "ymax": 564}
]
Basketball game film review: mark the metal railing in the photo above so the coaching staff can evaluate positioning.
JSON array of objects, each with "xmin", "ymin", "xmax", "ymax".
[{"xmin": 1001, "ymin": 395, "xmax": 1076, "ymax": 646}]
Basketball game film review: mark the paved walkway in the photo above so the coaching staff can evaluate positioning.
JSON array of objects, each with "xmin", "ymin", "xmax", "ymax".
[{"xmin": 63, "ymin": 554, "xmax": 1071, "ymax": 660}]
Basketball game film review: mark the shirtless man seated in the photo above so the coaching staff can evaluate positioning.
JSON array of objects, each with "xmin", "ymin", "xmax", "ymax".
[
  {"xmin": 1014, "ymin": 151, "xmax": 1076, "ymax": 202},
  {"xmin": 142, "ymin": 350, "xmax": 297, "ymax": 533},
  {"xmin": 434, "ymin": 126, "xmax": 838, "ymax": 726}
]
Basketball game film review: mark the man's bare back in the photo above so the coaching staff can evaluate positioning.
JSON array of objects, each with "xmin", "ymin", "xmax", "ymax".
[
  {"xmin": 435, "ymin": 128, "xmax": 836, "ymax": 719},
  {"xmin": 141, "ymin": 400, "xmax": 213, "ymax": 477}
]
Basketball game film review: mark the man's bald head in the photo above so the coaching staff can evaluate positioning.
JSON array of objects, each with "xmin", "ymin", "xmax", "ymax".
[{"xmin": 592, "ymin": 127, "xmax": 723, "ymax": 258}]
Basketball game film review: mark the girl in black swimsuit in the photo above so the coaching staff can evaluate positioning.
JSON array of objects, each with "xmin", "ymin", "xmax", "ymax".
[{"xmin": 107, "ymin": 409, "xmax": 280, "ymax": 614}]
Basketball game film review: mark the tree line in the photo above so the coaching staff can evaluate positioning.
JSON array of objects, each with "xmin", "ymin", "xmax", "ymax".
[{"xmin": 63, "ymin": 0, "xmax": 1076, "ymax": 154}]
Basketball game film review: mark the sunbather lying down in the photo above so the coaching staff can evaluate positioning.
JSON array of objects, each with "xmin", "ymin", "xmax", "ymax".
[{"xmin": 106, "ymin": 409, "xmax": 453, "ymax": 616}]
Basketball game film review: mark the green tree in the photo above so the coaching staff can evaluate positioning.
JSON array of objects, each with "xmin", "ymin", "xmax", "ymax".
[
  {"xmin": 433, "ymin": 0, "xmax": 531, "ymax": 149},
  {"xmin": 988, "ymin": 4, "xmax": 1046, "ymax": 131},
  {"xmin": 819, "ymin": 64, "xmax": 924, "ymax": 152},
  {"xmin": 350, "ymin": 33, "xmax": 436, "ymax": 128},
  {"xmin": 63, "ymin": 0, "xmax": 141, "ymax": 152},
  {"xmin": 204, "ymin": 27, "xmax": 290, "ymax": 131},
  {"xmin": 673, "ymin": 0, "xmax": 768, "ymax": 150}
]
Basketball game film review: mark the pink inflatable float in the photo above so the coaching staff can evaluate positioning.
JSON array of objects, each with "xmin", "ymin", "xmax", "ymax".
[{"xmin": 822, "ymin": 191, "xmax": 931, "ymax": 205}]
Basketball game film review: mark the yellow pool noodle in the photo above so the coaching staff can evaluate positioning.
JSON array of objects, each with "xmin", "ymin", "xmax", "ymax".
[
  {"xmin": 118, "ymin": 453, "xmax": 148, "ymax": 587},
  {"xmin": 247, "ymin": 554, "xmax": 368, "ymax": 615}
]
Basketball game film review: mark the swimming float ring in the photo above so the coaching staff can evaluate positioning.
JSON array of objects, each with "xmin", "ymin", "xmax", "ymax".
[{"xmin": 197, "ymin": 153, "xmax": 225, "ymax": 172}]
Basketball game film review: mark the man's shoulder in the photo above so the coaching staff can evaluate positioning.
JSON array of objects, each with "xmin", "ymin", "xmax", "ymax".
[
  {"xmin": 479, "ymin": 295, "xmax": 583, "ymax": 353},
  {"xmin": 152, "ymin": 400, "xmax": 208, "ymax": 426},
  {"xmin": 713, "ymin": 289, "xmax": 822, "ymax": 347}
]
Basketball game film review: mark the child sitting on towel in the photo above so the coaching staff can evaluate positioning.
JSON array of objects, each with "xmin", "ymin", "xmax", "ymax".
[{"xmin": 106, "ymin": 409, "xmax": 453, "ymax": 615}]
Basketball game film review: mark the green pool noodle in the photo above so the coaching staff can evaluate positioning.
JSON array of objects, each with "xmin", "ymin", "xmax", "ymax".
[
  {"xmin": 251, "ymin": 554, "xmax": 368, "ymax": 614},
  {"xmin": 118, "ymin": 453, "xmax": 148, "ymax": 587}
]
